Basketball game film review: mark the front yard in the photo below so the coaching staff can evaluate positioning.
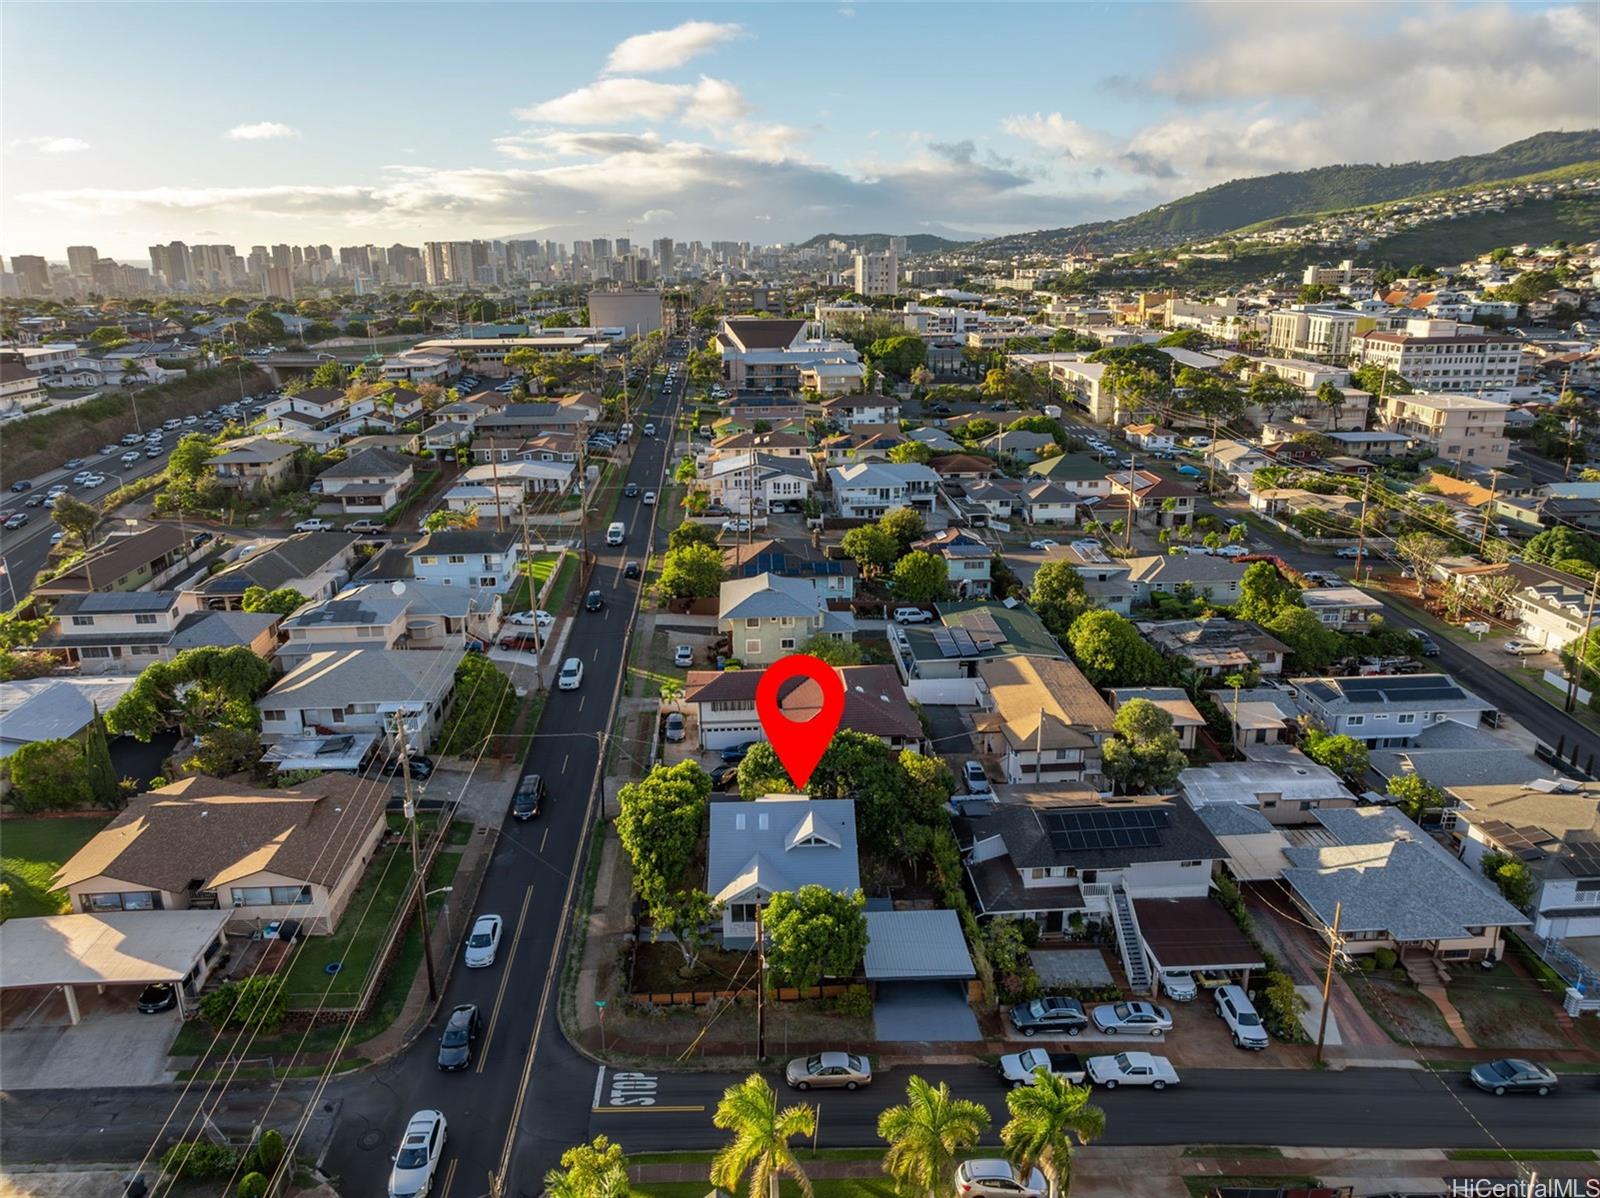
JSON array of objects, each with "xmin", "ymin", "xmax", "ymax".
[
  {"xmin": 1346, "ymin": 961, "xmax": 1578, "ymax": 1051},
  {"xmin": 0, "ymin": 816, "xmax": 111, "ymax": 920}
]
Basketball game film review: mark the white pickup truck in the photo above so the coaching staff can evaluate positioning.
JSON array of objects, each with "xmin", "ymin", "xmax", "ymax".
[
  {"xmin": 294, "ymin": 518, "xmax": 334, "ymax": 533},
  {"xmin": 997, "ymin": 1049, "xmax": 1086, "ymax": 1089},
  {"xmin": 1086, "ymin": 1051, "xmax": 1180, "ymax": 1090}
]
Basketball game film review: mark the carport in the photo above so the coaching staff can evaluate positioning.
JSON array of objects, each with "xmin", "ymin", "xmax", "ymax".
[
  {"xmin": 1133, "ymin": 897, "xmax": 1264, "ymax": 989},
  {"xmin": 0, "ymin": 909, "xmax": 230, "ymax": 1024},
  {"xmin": 864, "ymin": 909, "xmax": 981, "ymax": 1042}
]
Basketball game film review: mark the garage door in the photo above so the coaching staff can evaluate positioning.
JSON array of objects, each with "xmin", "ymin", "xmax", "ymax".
[
  {"xmin": 872, "ymin": 980, "xmax": 981, "ymax": 1043},
  {"xmin": 700, "ymin": 722, "xmax": 763, "ymax": 751}
]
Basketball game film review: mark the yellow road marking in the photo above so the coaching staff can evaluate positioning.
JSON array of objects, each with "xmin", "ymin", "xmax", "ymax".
[
  {"xmin": 475, "ymin": 883, "xmax": 534, "ymax": 1072},
  {"xmin": 438, "ymin": 1156, "xmax": 459, "ymax": 1198}
]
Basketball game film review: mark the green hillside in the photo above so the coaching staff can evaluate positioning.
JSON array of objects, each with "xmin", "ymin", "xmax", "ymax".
[{"xmin": 982, "ymin": 130, "xmax": 1600, "ymax": 253}]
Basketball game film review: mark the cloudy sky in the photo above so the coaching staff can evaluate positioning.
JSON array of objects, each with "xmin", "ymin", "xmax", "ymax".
[{"xmin": 3, "ymin": 2, "xmax": 1595, "ymax": 260}]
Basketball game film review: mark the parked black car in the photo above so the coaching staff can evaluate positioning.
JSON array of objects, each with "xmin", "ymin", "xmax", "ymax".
[
  {"xmin": 437, "ymin": 1003, "xmax": 480, "ymax": 1071},
  {"xmin": 720, "ymin": 741, "xmax": 759, "ymax": 764},
  {"xmin": 512, "ymin": 773, "xmax": 546, "ymax": 820},
  {"xmin": 378, "ymin": 754, "xmax": 435, "ymax": 781},
  {"xmin": 137, "ymin": 983, "xmax": 177, "ymax": 1014},
  {"xmin": 1009, "ymin": 996, "xmax": 1088, "ymax": 1037},
  {"xmin": 710, "ymin": 763, "xmax": 741, "ymax": 791},
  {"xmin": 9, "ymin": 479, "xmax": 32, "ymax": 493}
]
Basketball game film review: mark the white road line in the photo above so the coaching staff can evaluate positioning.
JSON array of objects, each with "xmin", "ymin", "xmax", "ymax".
[
  {"xmin": 578, "ymin": 695, "xmax": 586, "ymax": 713},
  {"xmin": 562, "ymin": 752, "xmax": 570, "ymax": 772},
  {"xmin": 592, "ymin": 1066, "xmax": 607, "ymax": 1110}
]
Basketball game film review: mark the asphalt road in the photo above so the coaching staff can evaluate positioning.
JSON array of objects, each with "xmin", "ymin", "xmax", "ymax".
[
  {"xmin": 313, "ymin": 365, "xmax": 685, "ymax": 1198},
  {"xmin": 0, "ymin": 440, "xmax": 177, "ymax": 603}
]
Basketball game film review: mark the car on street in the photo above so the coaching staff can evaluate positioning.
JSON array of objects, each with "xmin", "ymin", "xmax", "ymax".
[
  {"xmin": 721, "ymin": 519, "xmax": 751, "ymax": 533},
  {"xmin": 1092, "ymin": 1000, "xmax": 1173, "ymax": 1036},
  {"xmin": 1028, "ymin": 539, "xmax": 1059, "ymax": 551},
  {"xmin": 121, "ymin": 451, "xmax": 142, "ymax": 465},
  {"xmin": 63, "ymin": 458, "xmax": 83, "ymax": 470},
  {"xmin": 512, "ymin": 772, "xmax": 546, "ymax": 820},
  {"xmin": 643, "ymin": 422, "xmax": 657, "ymax": 436},
  {"xmin": 344, "ymin": 519, "xmax": 385, "ymax": 533},
  {"xmin": 294, "ymin": 518, "xmax": 333, "ymax": 532},
  {"xmin": 378, "ymin": 754, "xmax": 434, "ymax": 781},
  {"xmin": 3, "ymin": 513, "xmax": 28, "ymax": 530},
  {"xmin": 558, "ymin": 657, "xmax": 585, "ymax": 690},
  {"xmin": 642, "ymin": 491, "xmax": 656, "ymax": 506},
  {"xmin": 584, "ymin": 589, "xmax": 604, "ymax": 612},
  {"xmin": 674, "ymin": 644, "xmax": 695, "ymax": 668},
  {"xmin": 624, "ymin": 560, "xmax": 640, "ymax": 579},
  {"xmin": 1468, "ymin": 1058, "xmax": 1558, "ymax": 1096},
  {"xmin": 1335, "ymin": 546, "xmax": 1362, "ymax": 559},
  {"xmin": 7, "ymin": 479, "xmax": 31, "ymax": 494},
  {"xmin": 121, "ymin": 433, "xmax": 145, "ymax": 445},
  {"xmin": 893, "ymin": 606, "xmax": 933, "ymax": 624},
  {"xmin": 954, "ymin": 1160, "xmax": 1047, "ymax": 1198},
  {"xmin": 1086, "ymin": 1051, "xmax": 1180, "ymax": 1089},
  {"xmin": 506, "ymin": 609, "xmax": 554, "ymax": 628},
  {"xmin": 1214, "ymin": 984, "xmax": 1269, "ymax": 1050},
  {"xmin": 663, "ymin": 712, "xmax": 686, "ymax": 742},
  {"xmin": 963, "ymin": 760, "xmax": 992, "ymax": 795},
  {"xmin": 1503, "ymin": 639, "xmax": 1542, "ymax": 656},
  {"xmin": 145, "ymin": 446, "xmax": 163, "ymax": 458},
  {"xmin": 463, "ymin": 914, "xmax": 502, "ymax": 968},
  {"xmin": 784, "ymin": 1051, "xmax": 871, "ymax": 1090},
  {"xmin": 1408, "ymin": 629, "xmax": 1440, "ymax": 656},
  {"xmin": 624, "ymin": 483, "xmax": 639, "ymax": 498},
  {"xmin": 99, "ymin": 444, "xmax": 119, "ymax": 456},
  {"xmin": 436, "ymin": 1003, "xmax": 479, "ymax": 1071},
  {"xmin": 22, "ymin": 495, "xmax": 43, "ymax": 507},
  {"xmin": 1009, "ymin": 996, "xmax": 1088, "ymax": 1037},
  {"xmin": 49, "ymin": 531, "xmax": 65, "ymax": 545},
  {"xmin": 387, "ymin": 1109, "xmax": 447, "ymax": 1198},
  {"xmin": 1215, "ymin": 544, "xmax": 1248, "ymax": 558},
  {"xmin": 998, "ymin": 1048, "xmax": 1085, "ymax": 1088},
  {"xmin": 720, "ymin": 740, "xmax": 758, "ymax": 764},
  {"xmin": 136, "ymin": 983, "xmax": 177, "ymax": 1013}
]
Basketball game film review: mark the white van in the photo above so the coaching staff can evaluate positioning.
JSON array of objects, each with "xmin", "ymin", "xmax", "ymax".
[
  {"xmin": 1215, "ymin": 984, "xmax": 1269, "ymax": 1050},
  {"xmin": 606, "ymin": 521, "xmax": 626, "ymax": 546}
]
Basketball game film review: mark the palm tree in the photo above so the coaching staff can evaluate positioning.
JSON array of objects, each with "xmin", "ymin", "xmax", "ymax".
[
  {"xmin": 878, "ymin": 1075, "xmax": 990, "ymax": 1198},
  {"xmin": 120, "ymin": 360, "xmax": 147, "ymax": 390},
  {"xmin": 1000, "ymin": 1071, "xmax": 1106, "ymax": 1198},
  {"xmin": 710, "ymin": 1074, "xmax": 817, "ymax": 1198},
  {"xmin": 1222, "ymin": 671, "xmax": 1246, "ymax": 730}
]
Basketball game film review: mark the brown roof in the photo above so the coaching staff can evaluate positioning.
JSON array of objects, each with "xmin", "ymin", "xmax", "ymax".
[
  {"xmin": 719, "ymin": 318, "xmax": 806, "ymax": 351},
  {"xmin": 684, "ymin": 664, "xmax": 922, "ymax": 740},
  {"xmin": 34, "ymin": 526, "xmax": 190, "ymax": 597},
  {"xmin": 1134, "ymin": 897, "xmax": 1264, "ymax": 970},
  {"xmin": 929, "ymin": 454, "xmax": 996, "ymax": 475},
  {"xmin": 975, "ymin": 655, "xmax": 1115, "ymax": 750},
  {"xmin": 53, "ymin": 774, "xmax": 386, "ymax": 895}
]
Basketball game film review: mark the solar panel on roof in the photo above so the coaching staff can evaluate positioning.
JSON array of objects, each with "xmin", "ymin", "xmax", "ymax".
[
  {"xmin": 931, "ymin": 628, "xmax": 959, "ymax": 658},
  {"xmin": 1042, "ymin": 807, "xmax": 1171, "ymax": 853}
]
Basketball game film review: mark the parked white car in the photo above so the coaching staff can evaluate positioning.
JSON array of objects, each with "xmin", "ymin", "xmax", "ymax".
[
  {"xmin": 1503, "ymin": 640, "xmax": 1542, "ymax": 656},
  {"xmin": 1214, "ymin": 984, "xmax": 1269, "ymax": 1050},
  {"xmin": 954, "ymin": 1160, "xmax": 1047, "ymax": 1198},
  {"xmin": 893, "ymin": 606, "xmax": 933, "ymax": 624},
  {"xmin": 463, "ymin": 914, "xmax": 503, "ymax": 968},
  {"xmin": 506, "ymin": 609, "xmax": 554, "ymax": 628},
  {"xmin": 1086, "ymin": 1051, "xmax": 1180, "ymax": 1089},
  {"xmin": 1028, "ymin": 538, "xmax": 1059, "ymax": 551}
]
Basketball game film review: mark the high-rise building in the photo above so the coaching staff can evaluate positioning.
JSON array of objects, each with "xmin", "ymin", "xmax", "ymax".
[
  {"xmin": 853, "ymin": 250, "xmax": 899, "ymax": 297},
  {"xmin": 265, "ymin": 264, "xmax": 294, "ymax": 300},
  {"xmin": 422, "ymin": 242, "xmax": 448, "ymax": 286},
  {"xmin": 888, "ymin": 235, "xmax": 908, "ymax": 256},
  {"xmin": 271, "ymin": 244, "xmax": 292, "ymax": 271},
  {"xmin": 652, "ymin": 237, "xmax": 674, "ymax": 271},
  {"xmin": 10, "ymin": 254, "xmax": 51, "ymax": 295},
  {"xmin": 387, "ymin": 244, "xmax": 423, "ymax": 285},
  {"xmin": 247, "ymin": 246, "xmax": 271, "ymax": 285},
  {"xmin": 66, "ymin": 246, "xmax": 98, "ymax": 278},
  {"xmin": 615, "ymin": 237, "xmax": 630, "ymax": 258},
  {"xmin": 340, "ymin": 245, "xmax": 372, "ymax": 277},
  {"xmin": 591, "ymin": 238, "xmax": 611, "ymax": 263},
  {"xmin": 148, "ymin": 241, "xmax": 192, "ymax": 290}
]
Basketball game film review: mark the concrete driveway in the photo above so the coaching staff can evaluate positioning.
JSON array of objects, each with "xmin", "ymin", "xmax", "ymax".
[
  {"xmin": 872, "ymin": 980, "xmax": 982, "ymax": 1042},
  {"xmin": 1, "ymin": 1002, "xmax": 179, "ymax": 1089},
  {"xmin": 921, "ymin": 704, "xmax": 973, "ymax": 758}
]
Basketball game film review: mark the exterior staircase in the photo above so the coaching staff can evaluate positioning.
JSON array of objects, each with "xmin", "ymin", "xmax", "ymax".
[
  {"xmin": 1401, "ymin": 948, "xmax": 1450, "ymax": 987},
  {"xmin": 1111, "ymin": 884, "xmax": 1152, "ymax": 993}
]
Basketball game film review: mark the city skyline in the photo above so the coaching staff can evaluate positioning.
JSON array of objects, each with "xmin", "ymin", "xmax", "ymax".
[{"xmin": 4, "ymin": 1, "xmax": 1595, "ymax": 257}]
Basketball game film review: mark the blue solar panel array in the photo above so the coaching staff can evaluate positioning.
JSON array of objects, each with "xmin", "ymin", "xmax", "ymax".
[{"xmin": 1044, "ymin": 807, "xmax": 1171, "ymax": 852}]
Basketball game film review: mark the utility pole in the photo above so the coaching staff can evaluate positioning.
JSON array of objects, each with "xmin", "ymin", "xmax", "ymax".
[
  {"xmin": 487, "ymin": 437, "xmax": 505, "ymax": 532},
  {"xmin": 1124, "ymin": 453, "xmax": 1137, "ymax": 552},
  {"xmin": 1205, "ymin": 413, "xmax": 1218, "ymax": 496},
  {"xmin": 397, "ymin": 713, "xmax": 438, "ymax": 1002},
  {"xmin": 1035, "ymin": 706, "xmax": 1045, "ymax": 784},
  {"xmin": 755, "ymin": 901, "xmax": 766, "ymax": 1062},
  {"xmin": 1353, "ymin": 473, "xmax": 1372, "ymax": 582},
  {"xmin": 1314, "ymin": 900, "xmax": 1342, "ymax": 1066},
  {"xmin": 1478, "ymin": 472, "xmax": 1500, "ymax": 547},
  {"xmin": 1564, "ymin": 572, "xmax": 1599, "ymax": 714}
]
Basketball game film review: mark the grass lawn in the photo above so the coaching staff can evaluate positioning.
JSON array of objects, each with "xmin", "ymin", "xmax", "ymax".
[
  {"xmin": 1445, "ymin": 970, "xmax": 1570, "ymax": 1050},
  {"xmin": 1446, "ymin": 1149, "xmax": 1597, "ymax": 1162},
  {"xmin": 1345, "ymin": 972, "xmax": 1459, "ymax": 1048},
  {"xmin": 547, "ymin": 554, "xmax": 580, "ymax": 613},
  {"xmin": 628, "ymin": 630, "xmax": 681, "ymax": 700},
  {"xmin": 506, "ymin": 552, "xmax": 562, "ymax": 614},
  {"xmin": 0, "ymin": 816, "xmax": 111, "ymax": 920}
]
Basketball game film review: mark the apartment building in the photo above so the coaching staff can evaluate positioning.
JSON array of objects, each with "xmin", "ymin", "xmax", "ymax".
[
  {"xmin": 1267, "ymin": 307, "xmax": 1363, "ymax": 361},
  {"xmin": 853, "ymin": 250, "xmax": 898, "ymax": 297},
  {"xmin": 1377, "ymin": 392, "xmax": 1510, "ymax": 467},
  {"xmin": 1352, "ymin": 322, "xmax": 1522, "ymax": 395},
  {"xmin": 1302, "ymin": 260, "xmax": 1375, "ymax": 287}
]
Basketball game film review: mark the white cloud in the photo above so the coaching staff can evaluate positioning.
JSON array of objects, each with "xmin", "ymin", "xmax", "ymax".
[
  {"xmin": 493, "ymin": 130, "xmax": 665, "ymax": 161},
  {"xmin": 517, "ymin": 78, "xmax": 695, "ymax": 125},
  {"xmin": 11, "ymin": 135, "xmax": 90, "ymax": 154},
  {"xmin": 603, "ymin": 20, "xmax": 742, "ymax": 75},
  {"xmin": 683, "ymin": 76, "xmax": 751, "ymax": 128},
  {"xmin": 1000, "ymin": 114, "xmax": 1108, "ymax": 161},
  {"xmin": 225, "ymin": 121, "xmax": 301, "ymax": 141}
]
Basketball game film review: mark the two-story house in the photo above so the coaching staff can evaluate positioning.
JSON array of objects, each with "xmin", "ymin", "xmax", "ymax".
[
  {"xmin": 1109, "ymin": 688, "xmax": 1205, "ymax": 750},
  {"xmin": 315, "ymin": 447, "xmax": 417, "ymax": 516},
  {"xmin": 36, "ymin": 591, "xmax": 280, "ymax": 675},
  {"xmin": 1300, "ymin": 586, "xmax": 1385, "ymax": 632},
  {"xmin": 257, "ymin": 646, "xmax": 463, "ymax": 752},
  {"xmin": 205, "ymin": 437, "xmax": 299, "ymax": 493},
  {"xmin": 278, "ymin": 587, "xmax": 411, "ymax": 663},
  {"xmin": 683, "ymin": 664, "xmax": 922, "ymax": 752},
  {"xmin": 704, "ymin": 452, "xmax": 816, "ymax": 515},
  {"xmin": 723, "ymin": 538, "xmax": 857, "ymax": 601},
  {"xmin": 406, "ymin": 527, "xmax": 522, "ymax": 591},
  {"xmin": 912, "ymin": 528, "xmax": 993, "ymax": 598},
  {"xmin": 707, "ymin": 796, "xmax": 860, "ymax": 947},
  {"xmin": 719, "ymin": 573, "xmax": 854, "ymax": 665},
  {"xmin": 826, "ymin": 462, "xmax": 939, "ymax": 518},
  {"xmin": 1292, "ymin": 673, "xmax": 1494, "ymax": 748},
  {"xmin": 818, "ymin": 394, "xmax": 900, "ymax": 427},
  {"xmin": 973, "ymin": 656, "xmax": 1115, "ymax": 787},
  {"xmin": 191, "ymin": 532, "xmax": 361, "ymax": 610},
  {"xmin": 1106, "ymin": 469, "xmax": 1194, "ymax": 528}
]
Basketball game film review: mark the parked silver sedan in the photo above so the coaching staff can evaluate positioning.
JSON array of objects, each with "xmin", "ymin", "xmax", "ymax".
[
  {"xmin": 784, "ymin": 1051, "xmax": 871, "ymax": 1090},
  {"xmin": 1091, "ymin": 1000, "xmax": 1173, "ymax": 1036}
]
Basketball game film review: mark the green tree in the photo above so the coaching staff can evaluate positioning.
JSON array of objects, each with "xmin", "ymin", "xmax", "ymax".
[
  {"xmin": 239, "ymin": 585, "xmax": 307, "ymax": 617},
  {"xmin": 1524, "ymin": 527, "xmax": 1600, "ymax": 571},
  {"xmin": 1264, "ymin": 606, "xmax": 1347, "ymax": 673},
  {"xmin": 675, "ymin": 455, "xmax": 699, "ymax": 484},
  {"xmin": 1395, "ymin": 532, "xmax": 1451, "ymax": 596},
  {"xmin": 1101, "ymin": 700, "xmax": 1187, "ymax": 794},
  {"xmin": 1000, "ymin": 1071, "xmax": 1107, "ymax": 1198},
  {"xmin": 199, "ymin": 976, "xmax": 287, "ymax": 1033},
  {"xmin": 1302, "ymin": 728, "xmax": 1370, "ymax": 781},
  {"xmin": 888, "ymin": 442, "xmax": 934, "ymax": 465},
  {"xmin": 544, "ymin": 1136, "xmax": 630, "ymax": 1198},
  {"xmin": 651, "ymin": 889, "xmax": 722, "ymax": 973},
  {"xmin": 1236, "ymin": 560, "xmax": 1302, "ymax": 623},
  {"xmin": 308, "ymin": 359, "xmax": 345, "ymax": 389},
  {"xmin": 710, "ymin": 1074, "xmax": 817, "ymax": 1198},
  {"xmin": 764, "ymin": 884, "xmax": 868, "ymax": 991},
  {"xmin": 668, "ymin": 520, "xmax": 718, "ymax": 551},
  {"xmin": 83, "ymin": 707, "xmax": 121, "ymax": 807},
  {"xmin": 659, "ymin": 542, "xmax": 727, "ymax": 600},
  {"xmin": 107, "ymin": 646, "xmax": 273, "ymax": 742},
  {"xmin": 797, "ymin": 634, "xmax": 864, "ymax": 666},
  {"xmin": 879, "ymin": 506, "xmax": 927, "ymax": 554},
  {"xmin": 1066, "ymin": 610, "xmax": 1167, "ymax": 687},
  {"xmin": 1480, "ymin": 850, "xmax": 1534, "ymax": 909},
  {"xmin": 840, "ymin": 524, "xmax": 898, "ymax": 578},
  {"xmin": 1387, "ymin": 773, "xmax": 1448, "ymax": 822},
  {"xmin": 1350, "ymin": 364, "xmax": 1412, "ymax": 396},
  {"xmin": 616, "ymin": 761, "xmax": 711, "ymax": 904},
  {"xmin": 867, "ymin": 334, "xmax": 928, "ymax": 379},
  {"xmin": 878, "ymin": 1076, "xmax": 992, "ymax": 1198},
  {"xmin": 6, "ymin": 739, "xmax": 92, "ymax": 812},
  {"xmin": 892, "ymin": 551, "xmax": 949, "ymax": 604},
  {"xmin": 435, "ymin": 654, "xmax": 516, "ymax": 755},
  {"xmin": 423, "ymin": 507, "xmax": 476, "ymax": 533},
  {"xmin": 49, "ymin": 495, "xmax": 100, "ymax": 550},
  {"xmin": 236, "ymin": 1175, "xmax": 268, "ymax": 1198},
  {"xmin": 1030, "ymin": 561, "xmax": 1088, "ymax": 639}
]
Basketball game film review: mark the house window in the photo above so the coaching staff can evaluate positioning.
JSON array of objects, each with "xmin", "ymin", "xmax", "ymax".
[
  {"xmin": 745, "ymin": 639, "xmax": 761, "ymax": 655},
  {"xmin": 71, "ymin": 615, "xmax": 95, "ymax": 626},
  {"xmin": 419, "ymin": 555, "xmax": 438, "ymax": 566},
  {"xmin": 746, "ymin": 617, "xmax": 760, "ymax": 629},
  {"xmin": 1397, "ymin": 713, "xmax": 1416, "ymax": 725},
  {"xmin": 80, "ymin": 646, "xmax": 111, "ymax": 658},
  {"xmin": 780, "ymin": 638, "xmax": 796, "ymax": 650},
  {"xmin": 1179, "ymin": 860, "xmax": 1202, "ymax": 868},
  {"xmin": 728, "ymin": 902, "xmax": 760, "ymax": 924},
  {"xmin": 1346, "ymin": 715, "xmax": 1364, "ymax": 727},
  {"xmin": 85, "ymin": 890, "xmax": 160, "ymax": 912},
  {"xmin": 135, "ymin": 614, "xmax": 159, "ymax": 625},
  {"xmin": 448, "ymin": 554, "xmax": 466, "ymax": 564},
  {"xmin": 262, "ymin": 709, "xmax": 286, "ymax": 722}
]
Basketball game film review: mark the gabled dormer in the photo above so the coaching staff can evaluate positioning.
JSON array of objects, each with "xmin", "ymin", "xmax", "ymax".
[{"xmin": 785, "ymin": 810, "xmax": 842, "ymax": 851}]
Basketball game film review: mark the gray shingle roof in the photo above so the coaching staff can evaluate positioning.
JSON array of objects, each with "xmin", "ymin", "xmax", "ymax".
[
  {"xmin": 260, "ymin": 647, "xmax": 463, "ymax": 709},
  {"xmin": 284, "ymin": 589, "xmax": 409, "ymax": 630},
  {"xmin": 706, "ymin": 798, "xmax": 859, "ymax": 905},
  {"xmin": 318, "ymin": 447, "xmax": 415, "ymax": 480},
  {"xmin": 408, "ymin": 527, "xmax": 519, "ymax": 557},
  {"xmin": 168, "ymin": 610, "xmax": 279, "ymax": 650},
  {"xmin": 719, "ymin": 573, "xmax": 823, "ymax": 621},
  {"xmin": 198, "ymin": 532, "xmax": 358, "ymax": 595}
]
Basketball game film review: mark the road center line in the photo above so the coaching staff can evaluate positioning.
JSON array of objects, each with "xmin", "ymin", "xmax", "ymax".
[
  {"xmin": 592, "ymin": 1066, "xmax": 606, "ymax": 1110},
  {"xmin": 475, "ymin": 882, "xmax": 535, "ymax": 1072},
  {"xmin": 438, "ymin": 1156, "xmax": 459, "ymax": 1198},
  {"xmin": 539, "ymin": 826, "xmax": 549, "ymax": 854}
]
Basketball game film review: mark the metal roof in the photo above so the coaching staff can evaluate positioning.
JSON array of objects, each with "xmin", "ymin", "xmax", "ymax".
[
  {"xmin": 863, "ymin": 910, "xmax": 975, "ymax": 981},
  {"xmin": 0, "ymin": 910, "xmax": 232, "ymax": 989}
]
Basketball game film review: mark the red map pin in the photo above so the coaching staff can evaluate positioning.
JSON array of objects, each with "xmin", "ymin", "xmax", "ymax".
[{"xmin": 754, "ymin": 654, "xmax": 846, "ymax": 789}]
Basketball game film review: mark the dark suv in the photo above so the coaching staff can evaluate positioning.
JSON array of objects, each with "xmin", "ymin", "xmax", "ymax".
[
  {"xmin": 512, "ymin": 773, "xmax": 546, "ymax": 820},
  {"xmin": 1009, "ymin": 996, "xmax": 1089, "ymax": 1037}
]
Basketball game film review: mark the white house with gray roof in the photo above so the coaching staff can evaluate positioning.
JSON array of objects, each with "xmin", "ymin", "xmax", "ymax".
[
  {"xmin": 1282, "ymin": 806, "xmax": 1528, "ymax": 967},
  {"xmin": 826, "ymin": 462, "xmax": 939, "ymax": 518},
  {"xmin": 257, "ymin": 646, "xmax": 464, "ymax": 752},
  {"xmin": 191, "ymin": 532, "xmax": 361, "ymax": 610},
  {"xmin": 315, "ymin": 447, "xmax": 416, "ymax": 515},
  {"xmin": 707, "ymin": 796, "xmax": 860, "ymax": 947},
  {"xmin": 719, "ymin": 573, "xmax": 854, "ymax": 665},
  {"xmin": 1292, "ymin": 674, "xmax": 1494, "ymax": 748}
]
